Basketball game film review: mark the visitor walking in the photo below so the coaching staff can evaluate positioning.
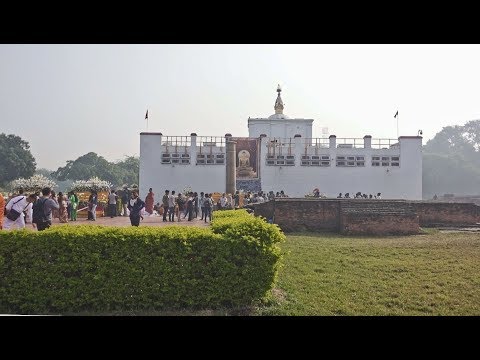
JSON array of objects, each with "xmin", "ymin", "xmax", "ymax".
[
  {"xmin": 58, "ymin": 192, "xmax": 69, "ymax": 223},
  {"xmin": 89, "ymin": 191, "xmax": 98, "ymax": 221},
  {"xmin": 145, "ymin": 188, "xmax": 154, "ymax": 215},
  {"xmin": 108, "ymin": 190, "xmax": 118, "ymax": 218},
  {"xmin": 69, "ymin": 191, "xmax": 79, "ymax": 221},
  {"xmin": 204, "ymin": 193, "xmax": 213, "ymax": 223},
  {"xmin": 4, "ymin": 194, "xmax": 37, "ymax": 230},
  {"xmin": 162, "ymin": 190, "xmax": 170, "ymax": 222},
  {"xmin": 128, "ymin": 191, "xmax": 145, "ymax": 227},
  {"xmin": 168, "ymin": 190, "xmax": 176, "ymax": 222},
  {"xmin": 32, "ymin": 187, "xmax": 60, "ymax": 231},
  {"xmin": 121, "ymin": 189, "xmax": 129, "ymax": 216}
]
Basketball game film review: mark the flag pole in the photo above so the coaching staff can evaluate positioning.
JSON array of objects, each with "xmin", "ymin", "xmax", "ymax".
[
  {"xmin": 145, "ymin": 109, "xmax": 149, "ymax": 132},
  {"xmin": 394, "ymin": 110, "xmax": 399, "ymax": 138}
]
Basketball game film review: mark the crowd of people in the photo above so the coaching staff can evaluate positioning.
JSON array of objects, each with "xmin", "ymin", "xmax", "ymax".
[
  {"xmin": 1, "ymin": 185, "xmax": 386, "ymax": 231},
  {"xmin": 336, "ymin": 192, "xmax": 382, "ymax": 199},
  {"xmin": 0, "ymin": 187, "xmax": 60, "ymax": 231},
  {"xmin": 243, "ymin": 190, "xmax": 289, "ymax": 204},
  {"xmin": 159, "ymin": 190, "xmax": 215, "ymax": 223},
  {"xmin": 0, "ymin": 186, "xmax": 291, "ymax": 231}
]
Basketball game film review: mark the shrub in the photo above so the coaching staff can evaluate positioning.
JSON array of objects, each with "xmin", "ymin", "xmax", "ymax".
[
  {"xmin": 212, "ymin": 209, "xmax": 251, "ymax": 219},
  {"xmin": 0, "ymin": 214, "xmax": 284, "ymax": 314}
]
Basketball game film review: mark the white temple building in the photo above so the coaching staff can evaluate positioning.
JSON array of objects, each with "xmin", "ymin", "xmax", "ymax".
[{"xmin": 140, "ymin": 86, "xmax": 422, "ymax": 199}]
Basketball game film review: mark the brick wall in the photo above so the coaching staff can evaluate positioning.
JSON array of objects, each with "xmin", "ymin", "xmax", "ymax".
[
  {"xmin": 251, "ymin": 198, "xmax": 480, "ymax": 235},
  {"xmin": 268, "ymin": 199, "xmax": 340, "ymax": 232},
  {"xmin": 250, "ymin": 201, "xmax": 274, "ymax": 221},
  {"xmin": 412, "ymin": 202, "xmax": 480, "ymax": 226},
  {"xmin": 340, "ymin": 213, "xmax": 419, "ymax": 235}
]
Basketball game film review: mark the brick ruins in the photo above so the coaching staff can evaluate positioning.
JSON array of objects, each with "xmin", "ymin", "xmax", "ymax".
[{"xmin": 251, "ymin": 199, "xmax": 480, "ymax": 235}]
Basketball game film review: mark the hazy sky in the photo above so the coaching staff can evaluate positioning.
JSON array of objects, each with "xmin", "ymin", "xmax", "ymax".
[{"xmin": 1, "ymin": 44, "xmax": 480, "ymax": 170}]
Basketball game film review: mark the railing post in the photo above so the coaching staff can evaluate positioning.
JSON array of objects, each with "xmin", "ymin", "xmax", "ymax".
[
  {"xmin": 329, "ymin": 135, "xmax": 336, "ymax": 149},
  {"xmin": 294, "ymin": 134, "xmax": 302, "ymax": 166},
  {"xmin": 364, "ymin": 135, "xmax": 372, "ymax": 149},
  {"xmin": 190, "ymin": 133, "xmax": 197, "ymax": 165}
]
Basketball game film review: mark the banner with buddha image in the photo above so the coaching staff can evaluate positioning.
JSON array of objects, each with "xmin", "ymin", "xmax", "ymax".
[{"xmin": 232, "ymin": 137, "xmax": 260, "ymax": 179}]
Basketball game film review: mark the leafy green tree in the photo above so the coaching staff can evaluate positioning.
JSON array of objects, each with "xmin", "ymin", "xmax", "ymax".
[
  {"xmin": 35, "ymin": 168, "xmax": 55, "ymax": 179},
  {"xmin": 0, "ymin": 133, "xmax": 36, "ymax": 187},
  {"xmin": 114, "ymin": 156, "xmax": 139, "ymax": 186},
  {"xmin": 423, "ymin": 153, "xmax": 480, "ymax": 198},
  {"xmin": 423, "ymin": 120, "xmax": 480, "ymax": 197},
  {"xmin": 424, "ymin": 120, "xmax": 480, "ymax": 166},
  {"xmin": 52, "ymin": 153, "xmax": 139, "ymax": 187},
  {"xmin": 53, "ymin": 152, "xmax": 114, "ymax": 182}
]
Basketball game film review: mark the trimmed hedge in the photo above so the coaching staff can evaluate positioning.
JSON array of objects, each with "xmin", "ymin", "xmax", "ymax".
[
  {"xmin": 0, "ymin": 213, "xmax": 284, "ymax": 314},
  {"xmin": 213, "ymin": 209, "xmax": 252, "ymax": 219}
]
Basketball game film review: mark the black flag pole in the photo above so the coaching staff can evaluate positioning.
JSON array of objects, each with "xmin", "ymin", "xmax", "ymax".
[
  {"xmin": 145, "ymin": 109, "xmax": 149, "ymax": 131},
  {"xmin": 394, "ymin": 111, "xmax": 399, "ymax": 138}
]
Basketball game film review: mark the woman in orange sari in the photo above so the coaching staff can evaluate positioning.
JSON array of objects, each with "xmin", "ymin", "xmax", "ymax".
[{"xmin": 144, "ymin": 188, "xmax": 154, "ymax": 215}]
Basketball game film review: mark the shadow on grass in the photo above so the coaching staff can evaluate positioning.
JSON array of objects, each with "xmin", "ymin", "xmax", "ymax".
[
  {"xmin": 65, "ymin": 306, "xmax": 257, "ymax": 316},
  {"xmin": 287, "ymin": 230, "xmax": 434, "ymax": 239}
]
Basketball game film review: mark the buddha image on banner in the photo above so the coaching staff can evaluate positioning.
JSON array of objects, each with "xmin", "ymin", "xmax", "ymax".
[{"xmin": 232, "ymin": 138, "xmax": 259, "ymax": 179}]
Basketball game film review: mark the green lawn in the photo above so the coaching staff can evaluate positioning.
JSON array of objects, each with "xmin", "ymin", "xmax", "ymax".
[{"xmin": 256, "ymin": 230, "xmax": 480, "ymax": 316}]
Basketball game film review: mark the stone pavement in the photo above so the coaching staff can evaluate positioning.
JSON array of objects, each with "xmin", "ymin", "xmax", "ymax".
[{"xmin": 51, "ymin": 214, "xmax": 210, "ymax": 228}]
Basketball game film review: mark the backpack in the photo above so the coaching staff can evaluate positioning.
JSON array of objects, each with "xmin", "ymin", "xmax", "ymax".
[
  {"xmin": 32, "ymin": 198, "xmax": 49, "ymax": 224},
  {"xmin": 204, "ymin": 198, "xmax": 212, "ymax": 209}
]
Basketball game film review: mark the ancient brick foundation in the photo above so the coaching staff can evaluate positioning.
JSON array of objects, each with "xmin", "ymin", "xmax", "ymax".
[
  {"xmin": 251, "ymin": 199, "xmax": 480, "ymax": 235},
  {"xmin": 340, "ymin": 213, "xmax": 419, "ymax": 235},
  {"xmin": 255, "ymin": 199, "xmax": 340, "ymax": 233},
  {"xmin": 411, "ymin": 201, "xmax": 480, "ymax": 227}
]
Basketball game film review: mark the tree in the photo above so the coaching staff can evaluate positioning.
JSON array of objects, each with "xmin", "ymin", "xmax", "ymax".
[
  {"xmin": 53, "ymin": 152, "xmax": 116, "ymax": 183},
  {"xmin": 423, "ymin": 120, "xmax": 480, "ymax": 197},
  {"xmin": 424, "ymin": 120, "xmax": 480, "ymax": 166},
  {"xmin": 0, "ymin": 133, "xmax": 36, "ymax": 187},
  {"xmin": 115, "ymin": 156, "xmax": 139, "ymax": 186},
  {"xmin": 35, "ymin": 168, "xmax": 55, "ymax": 179},
  {"xmin": 52, "ymin": 153, "xmax": 139, "ymax": 188},
  {"xmin": 423, "ymin": 153, "xmax": 480, "ymax": 198}
]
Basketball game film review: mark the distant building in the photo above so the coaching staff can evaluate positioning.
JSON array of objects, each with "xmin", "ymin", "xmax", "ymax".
[{"xmin": 140, "ymin": 86, "xmax": 422, "ymax": 199}]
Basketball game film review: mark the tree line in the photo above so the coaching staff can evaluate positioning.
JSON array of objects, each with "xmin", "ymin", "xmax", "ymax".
[
  {"xmin": 0, "ymin": 133, "xmax": 138, "ymax": 190},
  {"xmin": 422, "ymin": 120, "xmax": 480, "ymax": 198}
]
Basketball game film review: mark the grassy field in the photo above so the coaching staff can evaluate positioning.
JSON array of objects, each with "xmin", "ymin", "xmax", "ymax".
[
  {"xmin": 62, "ymin": 230, "xmax": 480, "ymax": 316},
  {"xmin": 256, "ymin": 230, "xmax": 480, "ymax": 316}
]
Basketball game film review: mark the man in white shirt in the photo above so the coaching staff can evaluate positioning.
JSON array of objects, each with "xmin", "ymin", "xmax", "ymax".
[
  {"xmin": 220, "ymin": 193, "xmax": 228, "ymax": 209},
  {"xmin": 4, "ymin": 194, "xmax": 37, "ymax": 230},
  {"xmin": 108, "ymin": 190, "xmax": 118, "ymax": 218},
  {"xmin": 168, "ymin": 190, "xmax": 176, "ymax": 222},
  {"xmin": 24, "ymin": 201, "xmax": 34, "ymax": 224},
  {"xmin": 226, "ymin": 194, "xmax": 233, "ymax": 209}
]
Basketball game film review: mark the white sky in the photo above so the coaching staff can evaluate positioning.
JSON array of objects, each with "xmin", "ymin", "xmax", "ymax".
[{"xmin": 1, "ymin": 44, "xmax": 480, "ymax": 170}]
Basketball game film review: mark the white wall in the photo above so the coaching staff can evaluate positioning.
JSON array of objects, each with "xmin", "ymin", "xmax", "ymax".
[
  {"xmin": 259, "ymin": 136, "xmax": 423, "ymax": 199},
  {"xmin": 141, "ymin": 133, "xmax": 422, "ymax": 200},
  {"xmin": 140, "ymin": 133, "xmax": 226, "ymax": 198},
  {"xmin": 248, "ymin": 119, "xmax": 313, "ymax": 139},
  {"xmin": 398, "ymin": 136, "xmax": 423, "ymax": 199}
]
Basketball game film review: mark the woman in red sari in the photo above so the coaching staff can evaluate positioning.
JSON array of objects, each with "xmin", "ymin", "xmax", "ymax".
[{"xmin": 144, "ymin": 188, "xmax": 154, "ymax": 215}]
